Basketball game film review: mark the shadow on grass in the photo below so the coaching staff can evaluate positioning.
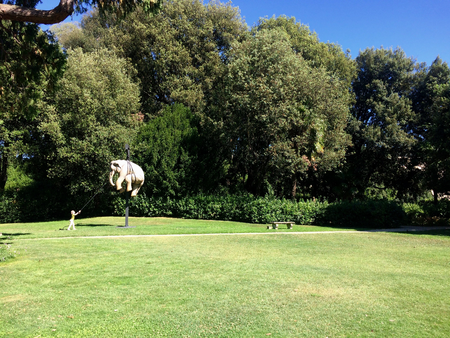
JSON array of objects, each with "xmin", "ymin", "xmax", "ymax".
[
  {"xmin": 392, "ymin": 228, "xmax": 450, "ymax": 237},
  {"xmin": 76, "ymin": 223, "xmax": 115, "ymax": 227},
  {"xmin": 1, "ymin": 232, "xmax": 32, "ymax": 244}
]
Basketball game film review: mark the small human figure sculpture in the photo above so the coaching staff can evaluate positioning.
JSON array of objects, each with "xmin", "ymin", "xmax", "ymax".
[{"xmin": 68, "ymin": 210, "xmax": 81, "ymax": 230}]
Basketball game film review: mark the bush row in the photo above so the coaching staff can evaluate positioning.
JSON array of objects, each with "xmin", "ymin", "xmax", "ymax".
[
  {"xmin": 111, "ymin": 193, "xmax": 420, "ymax": 228},
  {"xmin": 316, "ymin": 200, "xmax": 406, "ymax": 228},
  {"xmin": 3, "ymin": 189, "xmax": 449, "ymax": 228},
  {"xmin": 111, "ymin": 193, "xmax": 327, "ymax": 225},
  {"xmin": 403, "ymin": 200, "xmax": 450, "ymax": 226}
]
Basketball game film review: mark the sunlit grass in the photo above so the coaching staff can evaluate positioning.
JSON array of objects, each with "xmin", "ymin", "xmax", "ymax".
[
  {"xmin": 0, "ymin": 216, "xmax": 359, "ymax": 240},
  {"xmin": 1, "ymin": 219, "xmax": 449, "ymax": 337}
]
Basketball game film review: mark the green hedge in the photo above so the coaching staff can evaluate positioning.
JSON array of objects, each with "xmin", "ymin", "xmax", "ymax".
[
  {"xmin": 315, "ymin": 200, "xmax": 406, "ymax": 228},
  {"xmin": 111, "ymin": 194, "xmax": 410, "ymax": 228},
  {"xmin": 0, "ymin": 184, "xmax": 115, "ymax": 223},
  {"xmin": 5, "ymin": 188, "xmax": 449, "ymax": 228},
  {"xmin": 402, "ymin": 200, "xmax": 450, "ymax": 226},
  {"xmin": 0, "ymin": 191, "xmax": 21, "ymax": 223},
  {"xmin": 111, "ymin": 193, "xmax": 327, "ymax": 225}
]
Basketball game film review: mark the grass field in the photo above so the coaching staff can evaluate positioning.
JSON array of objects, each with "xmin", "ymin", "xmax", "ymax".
[
  {"xmin": 1, "ymin": 217, "xmax": 450, "ymax": 337},
  {"xmin": 0, "ymin": 216, "xmax": 361, "ymax": 239}
]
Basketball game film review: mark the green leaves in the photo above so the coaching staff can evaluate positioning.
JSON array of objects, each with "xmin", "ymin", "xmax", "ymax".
[
  {"xmin": 134, "ymin": 103, "xmax": 200, "ymax": 198},
  {"xmin": 39, "ymin": 48, "xmax": 140, "ymax": 194},
  {"xmin": 344, "ymin": 47, "xmax": 421, "ymax": 199},
  {"xmin": 218, "ymin": 28, "xmax": 351, "ymax": 196},
  {"xmin": 0, "ymin": 21, "xmax": 66, "ymax": 190}
]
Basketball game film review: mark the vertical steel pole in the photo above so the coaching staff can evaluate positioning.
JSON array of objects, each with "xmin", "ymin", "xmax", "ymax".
[
  {"xmin": 125, "ymin": 144, "xmax": 130, "ymax": 228},
  {"xmin": 125, "ymin": 192, "xmax": 129, "ymax": 227},
  {"xmin": 117, "ymin": 144, "xmax": 135, "ymax": 229}
]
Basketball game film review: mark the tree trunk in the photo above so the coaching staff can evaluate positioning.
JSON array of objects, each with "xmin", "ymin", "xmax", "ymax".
[
  {"xmin": 0, "ymin": 153, "xmax": 7, "ymax": 191},
  {"xmin": 433, "ymin": 189, "xmax": 439, "ymax": 205},
  {"xmin": 292, "ymin": 177, "xmax": 297, "ymax": 199}
]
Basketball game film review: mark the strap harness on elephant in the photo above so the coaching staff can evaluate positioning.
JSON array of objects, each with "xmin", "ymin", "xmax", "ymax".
[
  {"xmin": 127, "ymin": 160, "xmax": 137, "ymax": 183},
  {"xmin": 78, "ymin": 160, "xmax": 138, "ymax": 212}
]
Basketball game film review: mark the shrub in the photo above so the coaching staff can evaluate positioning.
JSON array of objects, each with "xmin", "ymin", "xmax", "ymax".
[
  {"xmin": 316, "ymin": 200, "xmax": 406, "ymax": 228},
  {"xmin": 0, "ymin": 191, "xmax": 21, "ymax": 223},
  {"xmin": 402, "ymin": 200, "xmax": 450, "ymax": 226},
  {"xmin": 110, "ymin": 193, "xmax": 327, "ymax": 225},
  {"xmin": 402, "ymin": 203, "xmax": 425, "ymax": 225}
]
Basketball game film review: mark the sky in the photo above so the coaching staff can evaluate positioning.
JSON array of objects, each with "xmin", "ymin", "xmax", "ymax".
[{"xmin": 37, "ymin": 0, "xmax": 450, "ymax": 66}]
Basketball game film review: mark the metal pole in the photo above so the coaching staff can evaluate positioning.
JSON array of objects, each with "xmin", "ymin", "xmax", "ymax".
[
  {"xmin": 125, "ymin": 191, "xmax": 129, "ymax": 227},
  {"xmin": 118, "ymin": 144, "xmax": 135, "ymax": 228},
  {"xmin": 125, "ymin": 144, "xmax": 130, "ymax": 228}
]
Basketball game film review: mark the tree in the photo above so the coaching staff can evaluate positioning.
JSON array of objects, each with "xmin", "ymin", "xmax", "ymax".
[
  {"xmin": 0, "ymin": 0, "xmax": 162, "ymax": 24},
  {"xmin": 254, "ymin": 15, "xmax": 356, "ymax": 89},
  {"xmin": 37, "ymin": 48, "xmax": 140, "ymax": 194},
  {"xmin": 345, "ymin": 47, "xmax": 420, "ymax": 199},
  {"xmin": 134, "ymin": 103, "xmax": 201, "ymax": 197},
  {"xmin": 253, "ymin": 15, "xmax": 357, "ymax": 199},
  {"xmin": 0, "ymin": 20, "xmax": 65, "ymax": 190},
  {"xmin": 216, "ymin": 28, "xmax": 351, "ymax": 197},
  {"xmin": 56, "ymin": 0, "xmax": 247, "ymax": 118},
  {"xmin": 413, "ymin": 58, "xmax": 450, "ymax": 201}
]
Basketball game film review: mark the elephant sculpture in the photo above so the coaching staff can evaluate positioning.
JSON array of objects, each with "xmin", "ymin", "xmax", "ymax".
[{"xmin": 109, "ymin": 160, "xmax": 145, "ymax": 197}]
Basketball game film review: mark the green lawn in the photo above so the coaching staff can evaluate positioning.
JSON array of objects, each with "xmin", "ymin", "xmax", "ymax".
[
  {"xmin": 0, "ymin": 216, "xmax": 360, "ymax": 240},
  {"xmin": 1, "ymin": 217, "xmax": 450, "ymax": 337}
]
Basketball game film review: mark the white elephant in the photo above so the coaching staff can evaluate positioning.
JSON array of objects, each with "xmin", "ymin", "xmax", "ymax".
[{"xmin": 109, "ymin": 160, "xmax": 145, "ymax": 197}]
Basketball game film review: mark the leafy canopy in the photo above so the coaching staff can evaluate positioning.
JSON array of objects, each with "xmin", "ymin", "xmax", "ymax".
[{"xmin": 38, "ymin": 48, "xmax": 141, "ymax": 194}]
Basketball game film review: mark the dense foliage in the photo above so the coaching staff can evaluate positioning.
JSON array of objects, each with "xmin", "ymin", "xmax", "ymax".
[
  {"xmin": 0, "ymin": 20, "xmax": 66, "ymax": 190},
  {"xmin": 109, "ymin": 193, "xmax": 412, "ymax": 228},
  {"xmin": 215, "ymin": 28, "xmax": 351, "ymax": 196},
  {"xmin": 133, "ymin": 103, "xmax": 201, "ymax": 197},
  {"xmin": 37, "ymin": 48, "xmax": 140, "ymax": 195},
  {"xmin": 2, "ymin": 0, "xmax": 450, "ymax": 226}
]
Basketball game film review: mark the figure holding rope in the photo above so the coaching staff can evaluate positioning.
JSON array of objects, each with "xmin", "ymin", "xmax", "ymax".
[{"xmin": 68, "ymin": 210, "xmax": 81, "ymax": 230}]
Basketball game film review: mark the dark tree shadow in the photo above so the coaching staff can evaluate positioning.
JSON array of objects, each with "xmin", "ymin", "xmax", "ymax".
[
  {"xmin": 0, "ymin": 232, "xmax": 31, "ymax": 244},
  {"xmin": 390, "ymin": 228, "xmax": 450, "ymax": 237},
  {"xmin": 76, "ymin": 223, "xmax": 115, "ymax": 227}
]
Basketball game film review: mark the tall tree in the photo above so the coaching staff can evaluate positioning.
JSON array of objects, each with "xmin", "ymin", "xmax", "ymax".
[
  {"xmin": 56, "ymin": 0, "xmax": 247, "ymax": 118},
  {"xmin": 216, "ymin": 28, "xmax": 351, "ymax": 197},
  {"xmin": 413, "ymin": 58, "xmax": 450, "ymax": 201},
  {"xmin": 133, "ymin": 103, "xmax": 201, "ymax": 197},
  {"xmin": 253, "ymin": 15, "xmax": 357, "ymax": 199},
  {"xmin": 36, "ymin": 48, "xmax": 140, "ymax": 194},
  {"xmin": 345, "ymin": 47, "xmax": 420, "ymax": 199},
  {"xmin": 0, "ymin": 20, "xmax": 65, "ymax": 190}
]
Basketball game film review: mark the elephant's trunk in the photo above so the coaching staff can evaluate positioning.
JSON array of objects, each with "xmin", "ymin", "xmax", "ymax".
[{"xmin": 109, "ymin": 170, "xmax": 115, "ymax": 187}]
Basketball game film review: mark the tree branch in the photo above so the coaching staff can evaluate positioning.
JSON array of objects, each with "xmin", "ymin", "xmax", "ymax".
[{"xmin": 0, "ymin": 0, "xmax": 74, "ymax": 24}]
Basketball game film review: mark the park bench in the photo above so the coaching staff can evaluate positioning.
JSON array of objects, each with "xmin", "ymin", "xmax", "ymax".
[{"xmin": 267, "ymin": 221, "xmax": 295, "ymax": 229}]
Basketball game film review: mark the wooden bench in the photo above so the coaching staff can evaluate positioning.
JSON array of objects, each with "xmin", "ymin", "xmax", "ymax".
[{"xmin": 267, "ymin": 221, "xmax": 295, "ymax": 229}]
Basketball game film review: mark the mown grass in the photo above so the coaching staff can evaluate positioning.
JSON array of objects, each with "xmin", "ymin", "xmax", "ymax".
[
  {"xmin": 1, "ymin": 218, "xmax": 449, "ymax": 337},
  {"xmin": 0, "ymin": 216, "xmax": 359, "ymax": 240}
]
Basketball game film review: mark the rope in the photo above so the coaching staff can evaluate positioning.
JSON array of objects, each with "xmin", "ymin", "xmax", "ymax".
[
  {"xmin": 78, "ymin": 159, "xmax": 135, "ymax": 212},
  {"xmin": 79, "ymin": 181, "xmax": 109, "ymax": 211}
]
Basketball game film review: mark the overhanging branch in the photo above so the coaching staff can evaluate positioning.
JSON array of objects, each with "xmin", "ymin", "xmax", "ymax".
[{"xmin": 0, "ymin": 0, "xmax": 74, "ymax": 24}]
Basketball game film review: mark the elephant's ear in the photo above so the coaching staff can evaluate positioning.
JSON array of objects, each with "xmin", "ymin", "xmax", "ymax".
[{"xmin": 112, "ymin": 161, "xmax": 122, "ymax": 172}]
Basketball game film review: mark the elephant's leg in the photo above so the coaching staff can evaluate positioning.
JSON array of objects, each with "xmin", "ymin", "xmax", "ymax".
[
  {"xmin": 116, "ymin": 176, "xmax": 125, "ymax": 193},
  {"xmin": 126, "ymin": 175, "xmax": 133, "ymax": 192},
  {"xmin": 131, "ymin": 181, "xmax": 143, "ymax": 197}
]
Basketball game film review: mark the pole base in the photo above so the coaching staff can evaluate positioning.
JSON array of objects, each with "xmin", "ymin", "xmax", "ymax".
[{"xmin": 117, "ymin": 226, "xmax": 136, "ymax": 228}]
